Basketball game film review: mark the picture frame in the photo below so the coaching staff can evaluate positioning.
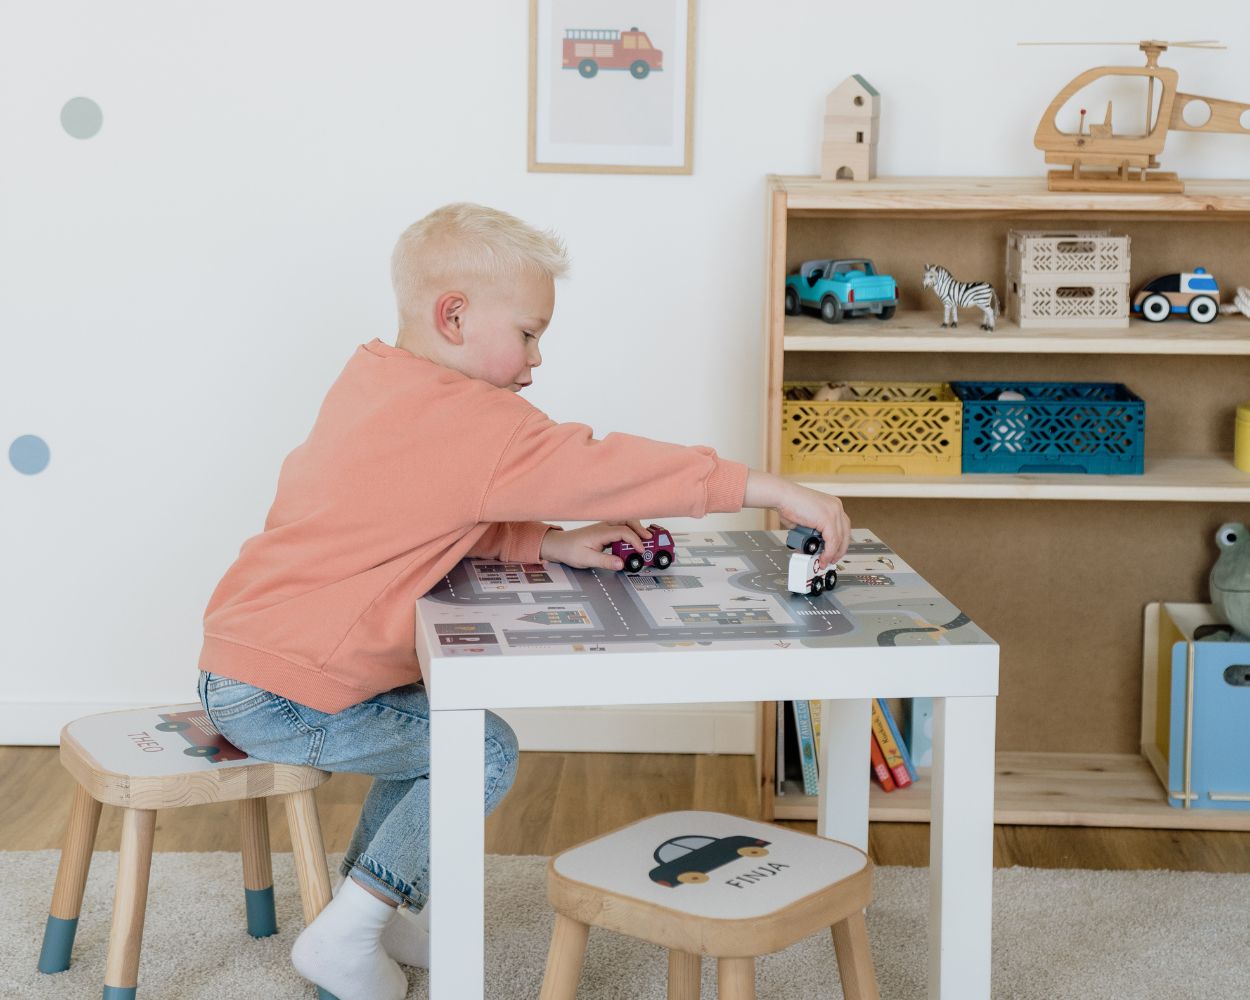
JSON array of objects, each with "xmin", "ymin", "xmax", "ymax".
[{"xmin": 527, "ymin": 0, "xmax": 697, "ymax": 174}]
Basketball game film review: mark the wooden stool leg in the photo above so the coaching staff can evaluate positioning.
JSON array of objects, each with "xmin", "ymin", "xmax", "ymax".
[
  {"xmin": 283, "ymin": 788, "xmax": 332, "ymax": 924},
  {"xmin": 539, "ymin": 913, "xmax": 590, "ymax": 1000},
  {"xmin": 102, "ymin": 807, "xmax": 157, "ymax": 999},
  {"xmin": 716, "ymin": 957, "xmax": 756, "ymax": 1000},
  {"xmin": 239, "ymin": 798, "xmax": 277, "ymax": 937},
  {"xmin": 38, "ymin": 782, "xmax": 103, "ymax": 974},
  {"xmin": 831, "ymin": 911, "xmax": 880, "ymax": 1000},
  {"xmin": 667, "ymin": 949, "xmax": 700, "ymax": 999}
]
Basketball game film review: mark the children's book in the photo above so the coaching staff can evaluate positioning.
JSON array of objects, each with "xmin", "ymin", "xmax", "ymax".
[
  {"xmin": 869, "ymin": 732, "xmax": 896, "ymax": 791},
  {"xmin": 904, "ymin": 696, "xmax": 935, "ymax": 768},
  {"xmin": 791, "ymin": 700, "xmax": 820, "ymax": 797},
  {"xmin": 871, "ymin": 699, "xmax": 912, "ymax": 789},
  {"xmin": 776, "ymin": 700, "xmax": 786, "ymax": 795},
  {"xmin": 808, "ymin": 699, "xmax": 823, "ymax": 764},
  {"xmin": 879, "ymin": 699, "xmax": 918, "ymax": 782}
]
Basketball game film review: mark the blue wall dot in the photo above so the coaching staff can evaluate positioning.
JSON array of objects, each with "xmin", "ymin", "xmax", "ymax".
[
  {"xmin": 10, "ymin": 435, "xmax": 51, "ymax": 475},
  {"xmin": 61, "ymin": 97, "xmax": 103, "ymax": 139}
]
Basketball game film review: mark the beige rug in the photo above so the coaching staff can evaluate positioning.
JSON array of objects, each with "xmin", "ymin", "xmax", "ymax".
[{"xmin": 3, "ymin": 851, "xmax": 1247, "ymax": 999}]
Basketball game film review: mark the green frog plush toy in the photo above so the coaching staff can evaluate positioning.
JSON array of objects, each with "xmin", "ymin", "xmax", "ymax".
[{"xmin": 1209, "ymin": 522, "xmax": 1250, "ymax": 638}]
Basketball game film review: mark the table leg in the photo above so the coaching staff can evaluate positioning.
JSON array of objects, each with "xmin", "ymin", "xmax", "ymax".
[
  {"xmin": 928, "ymin": 695, "xmax": 995, "ymax": 1000},
  {"xmin": 816, "ymin": 699, "xmax": 871, "ymax": 850},
  {"xmin": 429, "ymin": 708, "xmax": 486, "ymax": 1000}
]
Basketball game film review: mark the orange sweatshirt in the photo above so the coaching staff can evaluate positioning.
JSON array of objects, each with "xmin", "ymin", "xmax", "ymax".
[{"xmin": 199, "ymin": 338, "xmax": 749, "ymax": 712}]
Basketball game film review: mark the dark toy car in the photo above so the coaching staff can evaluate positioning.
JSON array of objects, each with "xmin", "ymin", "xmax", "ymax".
[{"xmin": 648, "ymin": 833, "xmax": 771, "ymax": 887}]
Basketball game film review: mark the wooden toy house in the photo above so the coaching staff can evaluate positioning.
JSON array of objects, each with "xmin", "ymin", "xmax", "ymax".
[{"xmin": 821, "ymin": 75, "xmax": 879, "ymax": 181}]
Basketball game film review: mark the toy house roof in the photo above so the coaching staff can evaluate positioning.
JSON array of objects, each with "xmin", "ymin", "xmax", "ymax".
[{"xmin": 828, "ymin": 74, "xmax": 879, "ymax": 99}]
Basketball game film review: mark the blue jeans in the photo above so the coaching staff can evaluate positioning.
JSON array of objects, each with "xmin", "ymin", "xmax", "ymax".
[{"xmin": 197, "ymin": 670, "xmax": 519, "ymax": 911}]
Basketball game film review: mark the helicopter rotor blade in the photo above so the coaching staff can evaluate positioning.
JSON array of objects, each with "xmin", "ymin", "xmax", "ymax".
[{"xmin": 1019, "ymin": 39, "xmax": 1224, "ymax": 48}]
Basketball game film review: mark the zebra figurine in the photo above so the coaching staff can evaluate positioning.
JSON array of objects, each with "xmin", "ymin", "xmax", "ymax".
[{"xmin": 922, "ymin": 264, "xmax": 1000, "ymax": 331}]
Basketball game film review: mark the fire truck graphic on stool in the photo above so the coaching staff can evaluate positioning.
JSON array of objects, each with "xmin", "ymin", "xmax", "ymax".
[{"xmin": 563, "ymin": 27, "xmax": 663, "ymax": 79}]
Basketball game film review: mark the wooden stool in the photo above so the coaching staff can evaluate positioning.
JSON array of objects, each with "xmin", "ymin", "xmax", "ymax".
[
  {"xmin": 37, "ymin": 703, "xmax": 336, "ymax": 1000},
  {"xmin": 540, "ymin": 810, "xmax": 879, "ymax": 1000}
]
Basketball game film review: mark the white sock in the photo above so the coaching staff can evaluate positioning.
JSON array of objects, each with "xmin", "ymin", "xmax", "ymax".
[
  {"xmin": 292, "ymin": 877, "xmax": 408, "ymax": 1000},
  {"xmin": 384, "ymin": 900, "xmax": 430, "ymax": 968},
  {"xmin": 334, "ymin": 876, "xmax": 430, "ymax": 968}
]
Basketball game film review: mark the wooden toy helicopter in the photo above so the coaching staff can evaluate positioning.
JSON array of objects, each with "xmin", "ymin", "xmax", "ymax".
[{"xmin": 1027, "ymin": 39, "xmax": 1250, "ymax": 193}]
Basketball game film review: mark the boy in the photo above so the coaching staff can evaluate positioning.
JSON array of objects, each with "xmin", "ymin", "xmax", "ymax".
[{"xmin": 197, "ymin": 203, "xmax": 850, "ymax": 1000}]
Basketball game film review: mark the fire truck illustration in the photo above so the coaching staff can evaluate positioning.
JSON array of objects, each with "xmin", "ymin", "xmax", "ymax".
[
  {"xmin": 563, "ymin": 27, "xmax": 663, "ymax": 79},
  {"xmin": 155, "ymin": 709, "xmax": 248, "ymax": 762}
]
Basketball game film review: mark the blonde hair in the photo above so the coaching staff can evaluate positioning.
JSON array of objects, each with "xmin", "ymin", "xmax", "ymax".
[{"xmin": 391, "ymin": 203, "xmax": 570, "ymax": 323}]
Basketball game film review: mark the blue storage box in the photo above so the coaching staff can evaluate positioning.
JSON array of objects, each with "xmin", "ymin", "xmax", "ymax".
[
  {"xmin": 951, "ymin": 380, "xmax": 1144, "ymax": 475},
  {"xmin": 1144, "ymin": 603, "xmax": 1250, "ymax": 811}
]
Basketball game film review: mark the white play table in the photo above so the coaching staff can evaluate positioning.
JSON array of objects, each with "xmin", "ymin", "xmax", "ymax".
[{"xmin": 416, "ymin": 528, "xmax": 998, "ymax": 999}]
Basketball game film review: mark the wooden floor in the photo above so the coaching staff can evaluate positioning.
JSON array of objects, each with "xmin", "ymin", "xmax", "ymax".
[{"xmin": 5, "ymin": 746, "xmax": 1250, "ymax": 871}]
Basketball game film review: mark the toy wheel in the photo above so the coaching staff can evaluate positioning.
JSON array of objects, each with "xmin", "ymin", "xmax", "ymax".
[
  {"xmin": 625, "ymin": 553, "xmax": 644, "ymax": 573},
  {"xmin": 578, "ymin": 59, "xmax": 598, "ymax": 78},
  {"xmin": 737, "ymin": 846, "xmax": 769, "ymax": 858},
  {"xmin": 183, "ymin": 745, "xmax": 218, "ymax": 758},
  {"xmin": 820, "ymin": 296, "xmax": 843, "ymax": 324},
  {"xmin": 876, "ymin": 305, "xmax": 896, "ymax": 320},
  {"xmin": 825, "ymin": 569, "xmax": 837, "ymax": 589},
  {"xmin": 677, "ymin": 871, "xmax": 709, "ymax": 884},
  {"xmin": 802, "ymin": 536, "xmax": 821, "ymax": 555},
  {"xmin": 784, "ymin": 288, "xmax": 801, "ymax": 316},
  {"xmin": 1140, "ymin": 293, "xmax": 1171, "ymax": 323},
  {"xmin": 155, "ymin": 720, "xmax": 189, "ymax": 732},
  {"xmin": 629, "ymin": 60, "xmax": 650, "ymax": 79},
  {"xmin": 810, "ymin": 576, "xmax": 824, "ymax": 596},
  {"xmin": 1189, "ymin": 295, "xmax": 1218, "ymax": 324},
  {"xmin": 655, "ymin": 552, "xmax": 672, "ymax": 569}
]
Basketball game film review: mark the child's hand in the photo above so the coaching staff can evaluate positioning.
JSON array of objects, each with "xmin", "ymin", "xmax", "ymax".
[
  {"xmin": 745, "ymin": 471, "xmax": 851, "ymax": 570},
  {"xmin": 540, "ymin": 520, "xmax": 653, "ymax": 570}
]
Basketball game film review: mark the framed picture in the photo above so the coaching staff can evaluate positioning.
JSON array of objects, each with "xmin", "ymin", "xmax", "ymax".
[{"xmin": 528, "ymin": 0, "xmax": 697, "ymax": 174}]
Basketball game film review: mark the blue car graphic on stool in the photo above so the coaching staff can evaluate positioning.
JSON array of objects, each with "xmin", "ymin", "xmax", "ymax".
[{"xmin": 784, "ymin": 258, "xmax": 899, "ymax": 323}]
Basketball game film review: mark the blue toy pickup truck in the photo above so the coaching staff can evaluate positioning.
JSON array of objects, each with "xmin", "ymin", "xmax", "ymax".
[{"xmin": 784, "ymin": 258, "xmax": 898, "ymax": 323}]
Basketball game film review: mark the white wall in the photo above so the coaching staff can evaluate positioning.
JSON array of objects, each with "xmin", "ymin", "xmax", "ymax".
[{"xmin": 3, "ymin": 1, "xmax": 1247, "ymax": 746}]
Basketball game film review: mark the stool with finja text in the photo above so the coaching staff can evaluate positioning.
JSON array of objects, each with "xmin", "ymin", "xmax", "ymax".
[
  {"xmin": 37, "ymin": 703, "xmax": 336, "ymax": 1000},
  {"xmin": 540, "ymin": 810, "xmax": 879, "ymax": 1000}
]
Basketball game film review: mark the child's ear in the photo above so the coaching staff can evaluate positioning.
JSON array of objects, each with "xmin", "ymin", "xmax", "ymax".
[{"xmin": 434, "ymin": 291, "xmax": 468, "ymax": 345}]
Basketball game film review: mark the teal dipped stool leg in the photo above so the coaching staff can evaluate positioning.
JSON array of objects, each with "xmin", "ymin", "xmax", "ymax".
[
  {"xmin": 103, "ymin": 807, "xmax": 157, "ymax": 999},
  {"xmin": 39, "ymin": 783, "xmax": 103, "ymax": 974},
  {"xmin": 239, "ymin": 799, "xmax": 278, "ymax": 937}
]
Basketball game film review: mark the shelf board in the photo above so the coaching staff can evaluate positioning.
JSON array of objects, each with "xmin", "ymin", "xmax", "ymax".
[
  {"xmin": 769, "ymin": 175, "xmax": 1250, "ymax": 216},
  {"xmin": 772, "ymin": 751, "xmax": 1250, "ymax": 830},
  {"xmin": 790, "ymin": 454, "xmax": 1250, "ymax": 501},
  {"xmin": 784, "ymin": 311, "xmax": 1250, "ymax": 355}
]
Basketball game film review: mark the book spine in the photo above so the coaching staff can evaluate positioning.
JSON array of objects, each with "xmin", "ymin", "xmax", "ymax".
[
  {"xmin": 881, "ymin": 699, "xmax": 918, "ymax": 782},
  {"xmin": 871, "ymin": 699, "xmax": 912, "ymax": 789},
  {"xmin": 776, "ymin": 700, "xmax": 786, "ymax": 796},
  {"xmin": 808, "ymin": 699, "xmax": 823, "ymax": 763},
  {"xmin": 905, "ymin": 696, "xmax": 935, "ymax": 768},
  {"xmin": 869, "ymin": 732, "xmax": 896, "ymax": 791},
  {"xmin": 792, "ymin": 701, "xmax": 820, "ymax": 797}
]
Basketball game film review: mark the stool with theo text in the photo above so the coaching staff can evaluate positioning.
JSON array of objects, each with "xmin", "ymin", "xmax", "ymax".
[
  {"xmin": 37, "ymin": 703, "xmax": 337, "ymax": 999},
  {"xmin": 540, "ymin": 810, "xmax": 879, "ymax": 1000}
]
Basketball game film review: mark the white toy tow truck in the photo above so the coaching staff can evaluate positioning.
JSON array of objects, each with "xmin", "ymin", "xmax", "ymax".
[{"xmin": 785, "ymin": 526, "xmax": 838, "ymax": 596}]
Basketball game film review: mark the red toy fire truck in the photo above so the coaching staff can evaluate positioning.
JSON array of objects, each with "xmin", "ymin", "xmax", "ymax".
[
  {"xmin": 609, "ymin": 523, "xmax": 676, "ymax": 572},
  {"xmin": 563, "ymin": 27, "xmax": 663, "ymax": 79}
]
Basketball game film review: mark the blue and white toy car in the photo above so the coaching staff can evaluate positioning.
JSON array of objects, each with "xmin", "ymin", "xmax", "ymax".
[
  {"xmin": 1132, "ymin": 268, "xmax": 1221, "ymax": 324},
  {"xmin": 784, "ymin": 258, "xmax": 898, "ymax": 324}
]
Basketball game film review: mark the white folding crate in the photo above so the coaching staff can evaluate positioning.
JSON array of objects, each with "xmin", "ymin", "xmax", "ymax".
[{"xmin": 1005, "ymin": 229, "xmax": 1131, "ymax": 329}]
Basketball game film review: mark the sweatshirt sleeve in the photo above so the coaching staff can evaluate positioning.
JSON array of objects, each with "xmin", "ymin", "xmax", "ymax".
[
  {"xmin": 479, "ymin": 411, "xmax": 749, "ymax": 524},
  {"xmin": 466, "ymin": 522, "xmax": 559, "ymax": 562}
]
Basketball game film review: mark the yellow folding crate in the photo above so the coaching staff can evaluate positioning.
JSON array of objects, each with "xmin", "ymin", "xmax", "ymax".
[{"xmin": 781, "ymin": 381, "xmax": 962, "ymax": 476}]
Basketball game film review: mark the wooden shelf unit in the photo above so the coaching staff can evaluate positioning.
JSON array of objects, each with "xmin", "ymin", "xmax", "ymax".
[{"xmin": 760, "ymin": 175, "xmax": 1250, "ymax": 832}]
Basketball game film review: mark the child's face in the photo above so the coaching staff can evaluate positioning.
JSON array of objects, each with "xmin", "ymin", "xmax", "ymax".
[{"xmin": 459, "ymin": 270, "xmax": 554, "ymax": 392}]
